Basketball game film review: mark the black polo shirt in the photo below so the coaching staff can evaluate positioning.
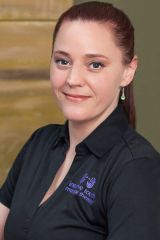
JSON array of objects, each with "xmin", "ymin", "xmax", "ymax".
[{"xmin": 1, "ymin": 104, "xmax": 160, "ymax": 240}]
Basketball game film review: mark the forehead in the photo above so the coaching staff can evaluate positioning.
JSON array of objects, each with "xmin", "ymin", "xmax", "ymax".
[
  {"xmin": 54, "ymin": 20, "xmax": 114, "ymax": 46},
  {"xmin": 53, "ymin": 20, "xmax": 122, "ymax": 60}
]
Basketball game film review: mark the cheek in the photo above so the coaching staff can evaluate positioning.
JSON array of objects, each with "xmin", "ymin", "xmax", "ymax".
[
  {"xmin": 89, "ymin": 77, "xmax": 113, "ymax": 94},
  {"xmin": 50, "ymin": 67, "xmax": 67, "ymax": 89},
  {"xmin": 90, "ymin": 76, "xmax": 120, "ymax": 101}
]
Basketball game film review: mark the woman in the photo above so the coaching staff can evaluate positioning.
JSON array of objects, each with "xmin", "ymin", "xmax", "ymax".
[{"xmin": 0, "ymin": 1, "xmax": 160, "ymax": 239}]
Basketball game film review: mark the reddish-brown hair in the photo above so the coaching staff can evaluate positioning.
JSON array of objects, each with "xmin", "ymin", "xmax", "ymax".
[{"xmin": 51, "ymin": 1, "xmax": 136, "ymax": 128}]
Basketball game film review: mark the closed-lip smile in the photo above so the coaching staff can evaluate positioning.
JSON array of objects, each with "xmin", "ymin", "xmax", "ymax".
[{"xmin": 63, "ymin": 92, "xmax": 90, "ymax": 101}]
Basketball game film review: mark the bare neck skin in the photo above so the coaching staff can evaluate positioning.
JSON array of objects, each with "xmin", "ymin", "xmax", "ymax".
[
  {"xmin": 65, "ymin": 121, "xmax": 90, "ymax": 161},
  {"xmin": 68, "ymin": 120, "xmax": 90, "ymax": 149},
  {"xmin": 68, "ymin": 115, "xmax": 104, "ymax": 151}
]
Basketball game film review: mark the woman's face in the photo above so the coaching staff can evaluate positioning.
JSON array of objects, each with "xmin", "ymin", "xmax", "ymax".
[{"xmin": 50, "ymin": 20, "xmax": 136, "ymax": 123}]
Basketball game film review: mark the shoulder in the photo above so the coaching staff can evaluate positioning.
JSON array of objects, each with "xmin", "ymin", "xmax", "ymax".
[
  {"xmin": 110, "ymin": 126, "xmax": 160, "ymax": 173},
  {"xmin": 17, "ymin": 123, "xmax": 64, "ymax": 158},
  {"xmin": 102, "ymin": 127, "xmax": 160, "ymax": 238},
  {"xmin": 122, "ymin": 126, "xmax": 160, "ymax": 161},
  {"xmin": 107, "ymin": 127, "xmax": 160, "ymax": 197},
  {"xmin": 107, "ymin": 126, "xmax": 160, "ymax": 172},
  {"xmin": 28, "ymin": 123, "xmax": 63, "ymax": 144},
  {"xmin": 8, "ymin": 123, "xmax": 64, "ymax": 172},
  {"xmin": 30, "ymin": 123, "xmax": 63, "ymax": 139},
  {"xmin": 103, "ymin": 126, "xmax": 160, "ymax": 200}
]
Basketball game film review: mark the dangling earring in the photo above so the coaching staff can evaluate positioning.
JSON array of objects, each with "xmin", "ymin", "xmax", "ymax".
[{"xmin": 121, "ymin": 87, "xmax": 125, "ymax": 101}]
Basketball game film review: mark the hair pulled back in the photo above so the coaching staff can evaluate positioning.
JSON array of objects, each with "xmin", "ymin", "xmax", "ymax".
[{"xmin": 52, "ymin": 1, "xmax": 136, "ymax": 128}]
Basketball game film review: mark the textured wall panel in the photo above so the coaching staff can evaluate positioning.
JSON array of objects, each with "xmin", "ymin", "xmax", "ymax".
[
  {"xmin": 0, "ymin": 0, "xmax": 73, "ymax": 20},
  {"xmin": 0, "ymin": 21, "xmax": 55, "ymax": 78},
  {"xmin": 0, "ymin": 1, "xmax": 73, "ymax": 79}
]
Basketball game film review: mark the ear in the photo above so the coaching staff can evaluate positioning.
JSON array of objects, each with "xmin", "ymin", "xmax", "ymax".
[{"xmin": 120, "ymin": 55, "xmax": 138, "ymax": 87}]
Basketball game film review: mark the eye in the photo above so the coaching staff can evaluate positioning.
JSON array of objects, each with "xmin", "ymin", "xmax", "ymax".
[
  {"xmin": 54, "ymin": 58, "xmax": 71, "ymax": 66},
  {"xmin": 89, "ymin": 62, "xmax": 105, "ymax": 69}
]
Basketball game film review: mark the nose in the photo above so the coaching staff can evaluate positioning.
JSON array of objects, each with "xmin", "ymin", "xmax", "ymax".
[{"xmin": 66, "ymin": 64, "xmax": 84, "ymax": 87}]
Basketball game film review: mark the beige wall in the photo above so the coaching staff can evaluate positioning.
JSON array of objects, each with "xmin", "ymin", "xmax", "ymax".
[
  {"xmin": 0, "ymin": 0, "xmax": 72, "ymax": 20},
  {"xmin": 75, "ymin": 0, "xmax": 160, "ymax": 152},
  {"xmin": 0, "ymin": 0, "xmax": 73, "ymax": 79}
]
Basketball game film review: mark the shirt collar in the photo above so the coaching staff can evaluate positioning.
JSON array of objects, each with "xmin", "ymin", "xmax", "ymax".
[
  {"xmin": 54, "ymin": 104, "xmax": 129, "ymax": 158},
  {"xmin": 82, "ymin": 104, "xmax": 129, "ymax": 157},
  {"xmin": 55, "ymin": 120, "xmax": 69, "ymax": 147}
]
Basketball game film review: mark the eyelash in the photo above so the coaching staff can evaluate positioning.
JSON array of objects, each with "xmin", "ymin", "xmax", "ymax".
[
  {"xmin": 54, "ymin": 58, "xmax": 105, "ymax": 70},
  {"xmin": 90, "ymin": 62, "xmax": 105, "ymax": 69},
  {"xmin": 55, "ymin": 59, "xmax": 70, "ymax": 66}
]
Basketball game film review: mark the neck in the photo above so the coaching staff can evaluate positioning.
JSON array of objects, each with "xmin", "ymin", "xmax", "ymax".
[
  {"xmin": 68, "ymin": 120, "xmax": 92, "ymax": 148},
  {"xmin": 68, "ymin": 114, "xmax": 107, "ymax": 149}
]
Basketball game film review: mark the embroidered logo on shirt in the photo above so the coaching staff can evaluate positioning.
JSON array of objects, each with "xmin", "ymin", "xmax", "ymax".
[
  {"xmin": 80, "ymin": 173, "xmax": 96, "ymax": 188},
  {"xmin": 64, "ymin": 173, "xmax": 96, "ymax": 205}
]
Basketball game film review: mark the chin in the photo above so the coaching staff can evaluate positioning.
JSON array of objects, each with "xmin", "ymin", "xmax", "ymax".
[
  {"xmin": 64, "ymin": 114, "xmax": 87, "ymax": 122},
  {"xmin": 62, "ymin": 109, "xmax": 90, "ymax": 122}
]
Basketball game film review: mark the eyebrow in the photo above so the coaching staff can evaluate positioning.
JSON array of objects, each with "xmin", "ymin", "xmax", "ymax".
[{"xmin": 53, "ymin": 50, "xmax": 110, "ymax": 60}]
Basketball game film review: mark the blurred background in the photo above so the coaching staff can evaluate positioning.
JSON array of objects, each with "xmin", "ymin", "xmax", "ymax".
[{"xmin": 0, "ymin": 0, "xmax": 160, "ymax": 184}]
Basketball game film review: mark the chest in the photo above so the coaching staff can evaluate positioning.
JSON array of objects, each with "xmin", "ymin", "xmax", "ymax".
[
  {"xmin": 38, "ymin": 151, "xmax": 74, "ymax": 207},
  {"xmin": 4, "ymin": 147, "xmax": 108, "ymax": 240}
]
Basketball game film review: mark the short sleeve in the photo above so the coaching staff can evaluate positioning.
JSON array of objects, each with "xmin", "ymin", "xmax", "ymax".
[
  {"xmin": 0, "ymin": 128, "xmax": 39, "ymax": 208},
  {"xmin": 105, "ymin": 157, "xmax": 160, "ymax": 240}
]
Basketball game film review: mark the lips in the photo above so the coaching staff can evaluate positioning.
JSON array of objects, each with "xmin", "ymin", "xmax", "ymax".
[{"xmin": 63, "ymin": 92, "xmax": 90, "ymax": 102}]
